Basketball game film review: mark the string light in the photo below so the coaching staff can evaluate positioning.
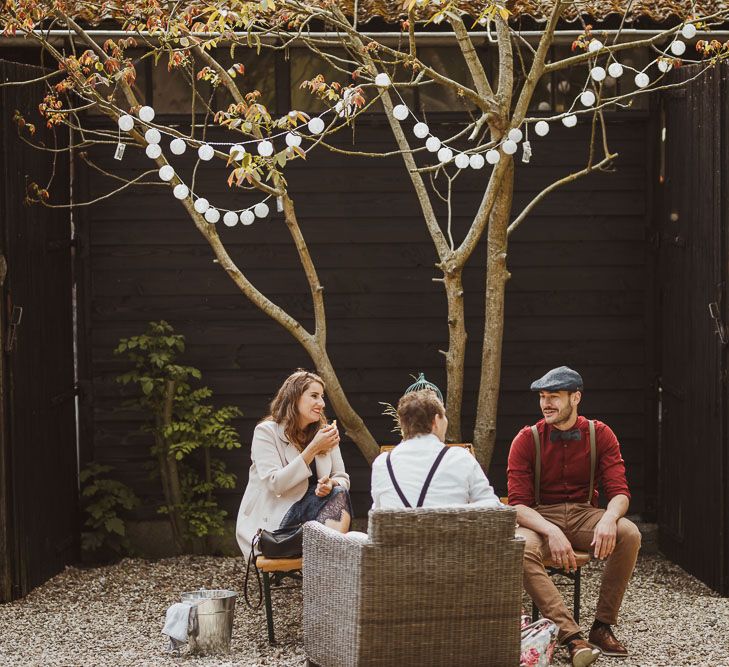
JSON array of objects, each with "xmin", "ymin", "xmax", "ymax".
[
  {"xmin": 634, "ymin": 72, "xmax": 650, "ymax": 88},
  {"xmin": 590, "ymin": 66, "xmax": 606, "ymax": 82},
  {"xmin": 437, "ymin": 146, "xmax": 453, "ymax": 163},
  {"xmin": 670, "ymin": 40, "xmax": 686, "ymax": 56},
  {"xmin": 170, "ymin": 138, "xmax": 187, "ymax": 155},
  {"xmin": 138, "ymin": 106, "xmax": 155, "ymax": 123},
  {"xmin": 230, "ymin": 144, "xmax": 246, "ymax": 159},
  {"xmin": 392, "ymin": 104, "xmax": 409, "ymax": 121},
  {"xmin": 425, "ymin": 136, "xmax": 441, "ymax": 152},
  {"xmin": 580, "ymin": 91, "xmax": 596, "ymax": 107},
  {"xmin": 173, "ymin": 184, "xmax": 189, "ymax": 199},
  {"xmin": 469, "ymin": 153, "xmax": 485, "ymax": 169},
  {"xmin": 198, "ymin": 144, "xmax": 215, "ymax": 161},
  {"xmin": 562, "ymin": 114, "xmax": 578, "ymax": 128},
  {"xmin": 502, "ymin": 139, "xmax": 518, "ymax": 155},
  {"xmin": 681, "ymin": 23, "xmax": 697, "ymax": 39},
  {"xmin": 486, "ymin": 149, "xmax": 500, "ymax": 164},
  {"xmin": 257, "ymin": 140, "xmax": 274, "ymax": 157},
  {"xmin": 413, "ymin": 122, "xmax": 429, "ymax": 139},
  {"xmin": 145, "ymin": 144, "xmax": 162, "ymax": 159},
  {"xmin": 374, "ymin": 73, "xmax": 391, "ymax": 87},
  {"xmin": 204, "ymin": 208, "xmax": 220, "ymax": 223},
  {"xmin": 158, "ymin": 165, "xmax": 175, "ymax": 181},
  {"xmin": 454, "ymin": 153, "xmax": 470, "ymax": 169},
  {"xmin": 285, "ymin": 133, "xmax": 302, "ymax": 148},
  {"xmin": 507, "ymin": 128, "xmax": 523, "ymax": 143},
  {"xmin": 308, "ymin": 117, "xmax": 325, "ymax": 134},
  {"xmin": 534, "ymin": 120, "xmax": 550, "ymax": 136},
  {"xmin": 194, "ymin": 198, "xmax": 210, "ymax": 214},
  {"xmin": 608, "ymin": 62, "xmax": 624, "ymax": 78},
  {"xmin": 118, "ymin": 114, "xmax": 134, "ymax": 131},
  {"xmin": 240, "ymin": 210, "xmax": 255, "ymax": 225},
  {"xmin": 145, "ymin": 128, "xmax": 161, "ymax": 144},
  {"xmin": 254, "ymin": 202, "xmax": 270, "ymax": 218}
]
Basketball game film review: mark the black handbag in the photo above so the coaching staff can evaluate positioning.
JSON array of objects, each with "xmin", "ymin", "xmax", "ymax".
[{"xmin": 257, "ymin": 524, "xmax": 304, "ymax": 559}]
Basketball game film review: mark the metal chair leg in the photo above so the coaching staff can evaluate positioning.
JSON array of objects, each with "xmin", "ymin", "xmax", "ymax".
[
  {"xmin": 531, "ymin": 600, "xmax": 539, "ymax": 622},
  {"xmin": 573, "ymin": 567, "xmax": 581, "ymax": 624},
  {"xmin": 263, "ymin": 571, "xmax": 275, "ymax": 644}
]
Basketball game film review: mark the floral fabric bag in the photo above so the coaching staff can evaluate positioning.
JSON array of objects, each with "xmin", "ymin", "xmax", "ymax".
[{"xmin": 519, "ymin": 614, "xmax": 558, "ymax": 667}]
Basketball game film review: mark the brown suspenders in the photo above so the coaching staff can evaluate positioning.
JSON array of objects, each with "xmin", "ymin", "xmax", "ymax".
[{"xmin": 530, "ymin": 420, "xmax": 596, "ymax": 505}]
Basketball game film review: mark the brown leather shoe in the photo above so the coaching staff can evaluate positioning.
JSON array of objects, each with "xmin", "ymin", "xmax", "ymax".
[
  {"xmin": 589, "ymin": 623, "xmax": 629, "ymax": 657},
  {"xmin": 568, "ymin": 638, "xmax": 601, "ymax": 667}
]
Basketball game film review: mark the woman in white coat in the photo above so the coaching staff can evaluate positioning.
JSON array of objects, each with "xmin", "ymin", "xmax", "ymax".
[{"xmin": 236, "ymin": 370, "xmax": 352, "ymax": 557}]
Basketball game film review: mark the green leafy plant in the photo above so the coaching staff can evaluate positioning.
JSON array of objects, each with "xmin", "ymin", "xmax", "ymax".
[
  {"xmin": 115, "ymin": 320, "xmax": 242, "ymax": 552},
  {"xmin": 80, "ymin": 462, "xmax": 139, "ymax": 556}
]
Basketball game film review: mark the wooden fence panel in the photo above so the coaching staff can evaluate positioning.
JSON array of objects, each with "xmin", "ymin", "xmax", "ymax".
[{"xmin": 0, "ymin": 60, "xmax": 77, "ymax": 599}]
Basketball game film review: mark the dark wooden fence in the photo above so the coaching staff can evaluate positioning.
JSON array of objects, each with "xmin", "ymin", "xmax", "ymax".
[
  {"xmin": 656, "ymin": 63, "xmax": 729, "ymax": 595},
  {"xmin": 0, "ymin": 61, "xmax": 78, "ymax": 600},
  {"xmin": 77, "ymin": 113, "xmax": 654, "ymax": 522}
]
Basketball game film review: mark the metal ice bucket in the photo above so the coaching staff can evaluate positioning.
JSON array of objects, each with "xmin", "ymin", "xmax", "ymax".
[{"xmin": 180, "ymin": 589, "xmax": 237, "ymax": 654}]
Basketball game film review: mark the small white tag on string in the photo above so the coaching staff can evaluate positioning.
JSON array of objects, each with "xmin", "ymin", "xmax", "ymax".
[
  {"xmin": 276, "ymin": 196, "xmax": 283, "ymax": 212},
  {"xmin": 114, "ymin": 142, "xmax": 126, "ymax": 161},
  {"xmin": 521, "ymin": 140, "xmax": 532, "ymax": 164}
]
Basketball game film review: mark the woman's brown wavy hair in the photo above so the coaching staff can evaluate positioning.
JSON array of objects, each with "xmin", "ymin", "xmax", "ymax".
[{"xmin": 263, "ymin": 369, "xmax": 327, "ymax": 449}]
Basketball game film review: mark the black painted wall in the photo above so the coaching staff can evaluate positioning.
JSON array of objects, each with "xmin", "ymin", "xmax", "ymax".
[{"xmin": 77, "ymin": 113, "xmax": 654, "ymax": 521}]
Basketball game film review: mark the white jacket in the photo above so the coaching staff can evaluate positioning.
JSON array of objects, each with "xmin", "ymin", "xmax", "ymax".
[
  {"xmin": 235, "ymin": 420, "xmax": 350, "ymax": 557},
  {"xmin": 371, "ymin": 433, "xmax": 502, "ymax": 510}
]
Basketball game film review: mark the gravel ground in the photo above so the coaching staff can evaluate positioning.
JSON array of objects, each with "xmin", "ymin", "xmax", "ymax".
[{"xmin": 0, "ymin": 553, "xmax": 726, "ymax": 667}]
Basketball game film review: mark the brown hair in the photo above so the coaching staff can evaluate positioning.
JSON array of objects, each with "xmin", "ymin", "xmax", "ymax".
[
  {"xmin": 397, "ymin": 389, "xmax": 445, "ymax": 440},
  {"xmin": 264, "ymin": 369, "xmax": 327, "ymax": 449}
]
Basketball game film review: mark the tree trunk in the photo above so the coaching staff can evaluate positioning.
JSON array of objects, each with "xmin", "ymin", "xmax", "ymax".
[
  {"xmin": 473, "ymin": 161, "xmax": 515, "ymax": 469},
  {"xmin": 443, "ymin": 267, "xmax": 466, "ymax": 443},
  {"xmin": 161, "ymin": 379, "xmax": 188, "ymax": 552},
  {"xmin": 305, "ymin": 340, "xmax": 380, "ymax": 464}
]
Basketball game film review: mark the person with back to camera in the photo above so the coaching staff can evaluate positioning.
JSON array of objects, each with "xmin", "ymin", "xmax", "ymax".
[
  {"xmin": 236, "ymin": 369, "xmax": 352, "ymax": 558},
  {"xmin": 371, "ymin": 388, "xmax": 502, "ymax": 509},
  {"xmin": 507, "ymin": 366, "xmax": 641, "ymax": 667}
]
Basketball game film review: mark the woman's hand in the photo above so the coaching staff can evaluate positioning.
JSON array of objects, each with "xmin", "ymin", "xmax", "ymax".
[
  {"xmin": 302, "ymin": 421, "xmax": 340, "ymax": 463},
  {"xmin": 315, "ymin": 476, "xmax": 337, "ymax": 497}
]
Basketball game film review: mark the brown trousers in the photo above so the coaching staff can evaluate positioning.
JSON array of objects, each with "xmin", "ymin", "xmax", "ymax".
[{"xmin": 516, "ymin": 502, "xmax": 641, "ymax": 641}]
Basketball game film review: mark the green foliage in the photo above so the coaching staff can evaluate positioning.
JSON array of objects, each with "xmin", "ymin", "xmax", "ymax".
[
  {"xmin": 114, "ymin": 321, "xmax": 242, "ymax": 549},
  {"xmin": 80, "ymin": 463, "xmax": 139, "ymax": 555}
]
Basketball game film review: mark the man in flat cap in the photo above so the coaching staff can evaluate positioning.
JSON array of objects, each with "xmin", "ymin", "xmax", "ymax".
[{"xmin": 507, "ymin": 366, "xmax": 641, "ymax": 667}]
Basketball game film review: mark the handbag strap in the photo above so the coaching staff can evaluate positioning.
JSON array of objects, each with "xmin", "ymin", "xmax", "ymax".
[
  {"xmin": 243, "ymin": 546, "xmax": 263, "ymax": 610},
  {"xmin": 531, "ymin": 421, "xmax": 597, "ymax": 505},
  {"xmin": 386, "ymin": 446, "xmax": 451, "ymax": 508}
]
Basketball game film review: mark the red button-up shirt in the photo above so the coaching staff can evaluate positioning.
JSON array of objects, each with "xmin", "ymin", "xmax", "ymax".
[{"xmin": 507, "ymin": 415, "xmax": 630, "ymax": 507}]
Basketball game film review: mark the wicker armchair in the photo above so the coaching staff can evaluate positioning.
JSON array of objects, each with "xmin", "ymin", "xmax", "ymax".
[{"xmin": 303, "ymin": 505, "xmax": 524, "ymax": 667}]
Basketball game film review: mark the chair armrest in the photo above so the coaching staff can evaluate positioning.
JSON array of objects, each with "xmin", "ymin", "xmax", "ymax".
[{"xmin": 303, "ymin": 523, "xmax": 365, "ymax": 667}]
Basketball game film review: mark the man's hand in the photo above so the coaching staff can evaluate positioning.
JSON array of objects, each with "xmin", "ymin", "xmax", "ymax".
[
  {"xmin": 591, "ymin": 513, "xmax": 618, "ymax": 560},
  {"xmin": 546, "ymin": 525, "xmax": 578, "ymax": 573}
]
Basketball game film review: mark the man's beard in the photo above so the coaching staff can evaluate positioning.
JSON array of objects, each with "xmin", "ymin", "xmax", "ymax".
[{"xmin": 545, "ymin": 403, "xmax": 575, "ymax": 427}]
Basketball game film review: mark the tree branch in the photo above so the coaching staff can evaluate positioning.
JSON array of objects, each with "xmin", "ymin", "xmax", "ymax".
[{"xmin": 507, "ymin": 153, "xmax": 617, "ymax": 236}]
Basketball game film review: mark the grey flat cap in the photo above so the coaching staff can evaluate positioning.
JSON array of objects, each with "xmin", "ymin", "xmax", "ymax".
[{"xmin": 530, "ymin": 366, "xmax": 583, "ymax": 392}]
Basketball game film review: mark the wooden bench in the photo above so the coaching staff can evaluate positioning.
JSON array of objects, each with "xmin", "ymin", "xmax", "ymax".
[{"xmin": 256, "ymin": 555, "xmax": 303, "ymax": 644}]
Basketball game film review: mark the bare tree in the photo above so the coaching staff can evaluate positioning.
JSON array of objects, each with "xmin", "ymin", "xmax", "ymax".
[{"xmin": 2, "ymin": 0, "xmax": 728, "ymax": 469}]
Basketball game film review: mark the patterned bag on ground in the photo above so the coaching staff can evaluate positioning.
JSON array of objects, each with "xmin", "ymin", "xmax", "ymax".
[{"xmin": 519, "ymin": 615, "xmax": 558, "ymax": 667}]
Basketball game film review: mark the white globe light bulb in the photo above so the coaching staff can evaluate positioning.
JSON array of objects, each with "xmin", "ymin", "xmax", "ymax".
[
  {"xmin": 534, "ymin": 120, "xmax": 550, "ymax": 137},
  {"xmin": 254, "ymin": 202, "xmax": 270, "ymax": 218},
  {"xmin": 285, "ymin": 133, "xmax": 302, "ymax": 148},
  {"xmin": 170, "ymin": 138, "xmax": 187, "ymax": 155},
  {"xmin": 608, "ymin": 62, "xmax": 624, "ymax": 78},
  {"xmin": 257, "ymin": 140, "xmax": 274, "ymax": 157},
  {"xmin": 670, "ymin": 40, "xmax": 686, "ymax": 56},
  {"xmin": 198, "ymin": 144, "xmax": 215, "ymax": 161},
  {"xmin": 425, "ymin": 136, "xmax": 441, "ymax": 153},
  {"xmin": 469, "ymin": 153, "xmax": 485, "ymax": 170},
  {"xmin": 173, "ymin": 184, "xmax": 189, "ymax": 200},
  {"xmin": 240, "ymin": 210, "xmax": 255, "ymax": 225},
  {"xmin": 590, "ymin": 66, "xmax": 606, "ymax": 82},
  {"xmin": 634, "ymin": 72, "xmax": 650, "ymax": 89},
  {"xmin": 508, "ymin": 128, "xmax": 523, "ymax": 143},
  {"xmin": 681, "ymin": 23, "xmax": 697, "ymax": 40},
  {"xmin": 158, "ymin": 165, "xmax": 175, "ymax": 182},
  {"xmin": 580, "ymin": 90, "xmax": 596, "ymax": 107},
  {"xmin": 588, "ymin": 39, "xmax": 603, "ymax": 53},
  {"xmin": 145, "ymin": 143, "xmax": 162, "ymax": 159},
  {"xmin": 502, "ymin": 139, "xmax": 518, "ymax": 155},
  {"xmin": 144, "ymin": 128, "xmax": 161, "ymax": 145},
  {"xmin": 657, "ymin": 60, "xmax": 673, "ymax": 73},
  {"xmin": 194, "ymin": 198, "xmax": 210, "ymax": 214},
  {"xmin": 229, "ymin": 144, "xmax": 246, "ymax": 160},
  {"xmin": 308, "ymin": 117, "xmax": 325, "ymax": 134},
  {"xmin": 117, "ymin": 114, "xmax": 134, "ymax": 132},
  {"xmin": 562, "ymin": 114, "xmax": 578, "ymax": 128},
  {"xmin": 392, "ymin": 104, "xmax": 409, "ymax": 121},
  {"xmin": 413, "ymin": 122, "xmax": 429, "ymax": 139},
  {"xmin": 204, "ymin": 208, "xmax": 220, "ymax": 224},
  {"xmin": 374, "ymin": 73, "xmax": 391, "ymax": 87},
  {"xmin": 437, "ymin": 146, "xmax": 453, "ymax": 163},
  {"xmin": 138, "ymin": 106, "xmax": 155, "ymax": 123},
  {"xmin": 223, "ymin": 211, "xmax": 238, "ymax": 227},
  {"xmin": 485, "ymin": 149, "xmax": 501, "ymax": 165},
  {"xmin": 454, "ymin": 153, "xmax": 470, "ymax": 169}
]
